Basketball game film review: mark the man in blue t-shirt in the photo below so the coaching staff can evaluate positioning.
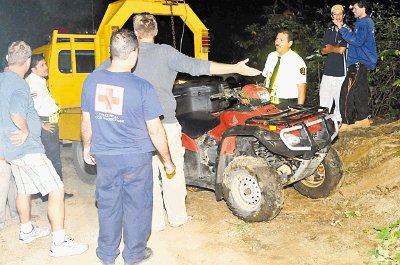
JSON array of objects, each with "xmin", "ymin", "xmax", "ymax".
[
  {"xmin": 81, "ymin": 29, "xmax": 175, "ymax": 265},
  {"xmin": 0, "ymin": 41, "xmax": 87, "ymax": 257},
  {"xmin": 320, "ymin": 4, "xmax": 348, "ymax": 122},
  {"xmin": 333, "ymin": 0, "xmax": 378, "ymax": 131}
]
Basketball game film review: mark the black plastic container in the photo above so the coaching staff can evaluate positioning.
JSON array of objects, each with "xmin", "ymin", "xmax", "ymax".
[{"xmin": 173, "ymin": 81, "xmax": 227, "ymax": 116}]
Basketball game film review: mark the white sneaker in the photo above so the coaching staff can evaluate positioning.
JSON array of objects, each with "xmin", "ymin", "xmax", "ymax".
[
  {"xmin": 19, "ymin": 225, "xmax": 50, "ymax": 244},
  {"xmin": 49, "ymin": 236, "xmax": 88, "ymax": 257}
]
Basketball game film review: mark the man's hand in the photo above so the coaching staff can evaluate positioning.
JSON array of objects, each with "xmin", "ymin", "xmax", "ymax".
[
  {"xmin": 41, "ymin": 122, "xmax": 55, "ymax": 133},
  {"xmin": 83, "ymin": 147, "xmax": 96, "ymax": 165},
  {"xmin": 10, "ymin": 130, "xmax": 29, "ymax": 146},
  {"xmin": 164, "ymin": 160, "xmax": 176, "ymax": 174},
  {"xmin": 236, "ymin": 58, "xmax": 262, "ymax": 76},
  {"xmin": 321, "ymin": 44, "xmax": 346, "ymax": 55},
  {"xmin": 332, "ymin": 18, "xmax": 343, "ymax": 29},
  {"xmin": 164, "ymin": 159, "xmax": 176, "ymax": 179}
]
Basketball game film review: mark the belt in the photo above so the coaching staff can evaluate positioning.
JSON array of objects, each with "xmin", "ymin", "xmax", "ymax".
[
  {"xmin": 40, "ymin": 112, "xmax": 60, "ymax": 124},
  {"xmin": 270, "ymin": 96, "xmax": 297, "ymax": 105}
]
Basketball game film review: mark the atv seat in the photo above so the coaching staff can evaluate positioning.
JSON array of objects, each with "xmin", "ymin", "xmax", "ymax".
[{"xmin": 177, "ymin": 111, "xmax": 220, "ymax": 139}]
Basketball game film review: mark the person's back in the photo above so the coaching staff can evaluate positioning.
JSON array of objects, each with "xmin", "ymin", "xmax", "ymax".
[
  {"xmin": 82, "ymin": 69, "xmax": 158, "ymax": 154},
  {"xmin": 134, "ymin": 42, "xmax": 210, "ymax": 123},
  {"xmin": 81, "ymin": 29, "xmax": 174, "ymax": 265}
]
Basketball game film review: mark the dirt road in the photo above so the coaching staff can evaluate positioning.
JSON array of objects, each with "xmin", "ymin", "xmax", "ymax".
[{"xmin": 1, "ymin": 120, "xmax": 399, "ymax": 265}]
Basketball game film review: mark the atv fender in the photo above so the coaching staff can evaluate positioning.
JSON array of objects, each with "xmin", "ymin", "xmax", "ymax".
[{"xmin": 215, "ymin": 136, "xmax": 236, "ymax": 201}]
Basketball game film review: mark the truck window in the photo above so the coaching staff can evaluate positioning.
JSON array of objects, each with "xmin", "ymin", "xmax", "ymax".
[
  {"xmin": 59, "ymin": 50, "xmax": 72, "ymax": 73},
  {"xmin": 76, "ymin": 50, "xmax": 95, "ymax": 73},
  {"xmin": 58, "ymin": 50, "xmax": 95, "ymax": 74}
]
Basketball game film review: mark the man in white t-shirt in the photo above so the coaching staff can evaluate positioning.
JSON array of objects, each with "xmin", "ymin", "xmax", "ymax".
[
  {"xmin": 262, "ymin": 29, "xmax": 307, "ymax": 110},
  {"xmin": 26, "ymin": 54, "xmax": 73, "ymax": 200}
]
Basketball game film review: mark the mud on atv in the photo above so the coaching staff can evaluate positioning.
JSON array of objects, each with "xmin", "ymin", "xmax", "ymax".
[{"xmin": 174, "ymin": 81, "xmax": 344, "ymax": 222}]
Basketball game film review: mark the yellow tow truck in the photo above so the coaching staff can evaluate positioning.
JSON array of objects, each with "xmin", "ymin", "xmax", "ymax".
[{"xmin": 33, "ymin": 0, "xmax": 210, "ymax": 182}]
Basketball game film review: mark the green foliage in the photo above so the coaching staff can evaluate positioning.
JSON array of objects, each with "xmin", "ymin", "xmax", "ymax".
[
  {"xmin": 369, "ymin": 2, "xmax": 400, "ymax": 119},
  {"xmin": 239, "ymin": 1, "xmax": 400, "ymax": 119},
  {"xmin": 365, "ymin": 218, "xmax": 400, "ymax": 264}
]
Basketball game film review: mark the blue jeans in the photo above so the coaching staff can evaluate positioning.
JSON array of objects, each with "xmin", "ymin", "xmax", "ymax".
[
  {"xmin": 41, "ymin": 124, "xmax": 62, "ymax": 179},
  {"xmin": 95, "ymin": 152, "xmax": 153, "ymax": 264}
]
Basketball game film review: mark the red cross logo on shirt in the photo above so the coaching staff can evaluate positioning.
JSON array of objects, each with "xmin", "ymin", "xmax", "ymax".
[
  {"xmin": 98, "ymin": 88, "xmax": 120, "ymax": 110},
  {"xmin": 95, "ymin": 84, "xmax": 124, "ymax": 115}
]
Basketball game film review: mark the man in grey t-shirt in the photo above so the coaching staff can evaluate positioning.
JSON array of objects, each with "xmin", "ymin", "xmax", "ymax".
[
  {"xmin": 98, "ymin": 13, "xmax": 261, "ymax": 231},
  {"xmin": 133, "ymin": 13, "xmax": 261, "ymax": 231}
]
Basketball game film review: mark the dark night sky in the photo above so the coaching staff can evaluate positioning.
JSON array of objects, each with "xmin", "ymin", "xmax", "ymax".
[{"xmin": 0, "ymin": 0, "xmax": 398, "ymax": 64}]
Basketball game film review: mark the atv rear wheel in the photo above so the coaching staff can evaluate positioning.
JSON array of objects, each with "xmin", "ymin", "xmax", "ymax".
[
  {"xmin": 293, "ymin": 147, "xmax": 344, "ymax": 199},
  {"xmin": 222, "ymin": 156, "xmax": 284, "ymax": 222},
  {"xmin": 72, "ymin": 141, "xmax": 96, "ymax": 184}
]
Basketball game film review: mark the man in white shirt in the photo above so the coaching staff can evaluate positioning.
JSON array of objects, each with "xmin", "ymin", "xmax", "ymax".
[
  {"xmin": 26, "ymin": 54, "xmax": 73, "ymax": 200},
  {"xmin": 262, "ymin": 29, "xmax": 307, "ymax": 110}
]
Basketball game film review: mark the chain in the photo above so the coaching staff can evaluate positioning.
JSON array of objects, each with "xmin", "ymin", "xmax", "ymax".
[{"xmin": 170, "ymin": 4, "xmax": 177, "ymax": 49}]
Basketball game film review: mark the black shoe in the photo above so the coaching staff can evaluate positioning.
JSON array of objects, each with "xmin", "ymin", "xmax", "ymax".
[
  {"xmin": 31, "ymin": 193, "xmax": 42, "ymax": 200},
  {"xmin": 127, "ymin": 247, "xmax": 153, "ymax": 265},
  {"xmin": 64, "ymin": 193, "xmax": 74, "ymax": 200},
  {"xmin": 41, "ymin": 194, "xmax": 49, "ymax": 202}
]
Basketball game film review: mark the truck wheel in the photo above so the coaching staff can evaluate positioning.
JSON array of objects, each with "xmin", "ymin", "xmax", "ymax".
[
  {"xmin": 293, "ymin": 147, "xmax": 344, "ymax": 199},
  {"xmin": 72, "ymin": 141, "xmax": 96, "ymax": 184},
  {"xmin": 222, "ymin": 156, "xmax": 284, "ymax": 222}
]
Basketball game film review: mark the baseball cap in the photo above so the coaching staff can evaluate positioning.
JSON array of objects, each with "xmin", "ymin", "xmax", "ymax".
[{"xmin": 331, "ymin": 4, "xmax": 344, "ymax": 13}]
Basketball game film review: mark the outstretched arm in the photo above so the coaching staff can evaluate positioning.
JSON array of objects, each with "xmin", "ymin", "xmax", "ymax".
[{"xmin": 210, "ymin": 58, "xmax": 262, "ymax": 76}]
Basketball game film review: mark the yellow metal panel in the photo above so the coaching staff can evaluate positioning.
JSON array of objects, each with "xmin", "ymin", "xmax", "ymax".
[
  {"xmin": 58, "ymin": 110, "xmax": 82, "ymax": 141},
  {"xmin": 32, "ymin": 0, "xmax": 209, "ymax": 141},
  {"xmin": 95, "ymin": 0, "xmax": 209, "ymax": 65}
]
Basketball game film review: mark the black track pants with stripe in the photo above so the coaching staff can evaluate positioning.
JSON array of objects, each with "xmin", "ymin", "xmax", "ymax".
[{"xmin": 339, "ymin": 63, "xmax": 369, "ymax": 125}]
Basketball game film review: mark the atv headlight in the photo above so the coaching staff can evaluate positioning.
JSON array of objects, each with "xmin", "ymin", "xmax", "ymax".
[{"xmin": 283, "ymin": 133, "xmax": 301, "ymax": 146}]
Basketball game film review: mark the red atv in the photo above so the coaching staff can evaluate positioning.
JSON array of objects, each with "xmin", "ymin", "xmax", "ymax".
[{"xmin": 173, "ymin": 81, "xmax": 343, "ymax": 222}]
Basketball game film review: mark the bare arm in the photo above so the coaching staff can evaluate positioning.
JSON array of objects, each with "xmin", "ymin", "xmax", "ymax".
[
  {"xmin": 210, "ymin": 58, "xmax": 262, "ymax": 76},
  {"xmin": 81, "ymin": 111, "xmax": 95, "ymax": 165},
  {"xmin": 10, "ymin": 113, "xmax": 29, "ymax": 146},
  {"xmin": 145, "ymin": 118, "xmax": 175, "ymax": 174},
  {"xmin": 321, "ymin": 44, "xmax": 346, "ymax": 55},
  {"xmin": 297, "ymin": 83, "xmax": 306, "ymax": 105}
]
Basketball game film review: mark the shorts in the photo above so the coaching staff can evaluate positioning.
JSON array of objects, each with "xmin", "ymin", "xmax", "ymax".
[{"xmin": 10, "ymin": 153, "xmax": 64, "ymax": 195}]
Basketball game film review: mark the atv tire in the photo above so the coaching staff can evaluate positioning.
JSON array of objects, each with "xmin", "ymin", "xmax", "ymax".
[
  {"xmin": 293, "ymin": 147, "xmax": 344, "ymax": 199},
  {"xmin": 222, "ymin": 156, "xmax": 284, "ymax": 222},
  {"xmin": 72, "ymin": 141, "xmax": 96, "ymax": 184}
]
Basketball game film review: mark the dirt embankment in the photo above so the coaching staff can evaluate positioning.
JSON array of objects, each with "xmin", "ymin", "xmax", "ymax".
[{"xmin": 0, "ymin": 120, "xmax": 399, "ymax": 265}]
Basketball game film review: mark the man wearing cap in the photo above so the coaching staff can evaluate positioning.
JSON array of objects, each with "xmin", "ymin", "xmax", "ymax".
[
  {"xmin": 320, "ymin": 4, "xmax": 347, "ymax": 122},
  {"xmin": 262, "ymin": 29, "xmax": 307, "ymax": 110},
  {"xmin": 333, "ymin": 0, "xmax": 377, "ymax": 130}
]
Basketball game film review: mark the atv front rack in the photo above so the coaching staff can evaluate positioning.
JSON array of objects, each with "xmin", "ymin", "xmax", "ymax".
[
  {"xmin": 245, "ymin": 105, "xmax": 328, "ymax": 127},
  {"xmin": 245, "ymin": 105, "xmax": 339, "ymax": 152}
]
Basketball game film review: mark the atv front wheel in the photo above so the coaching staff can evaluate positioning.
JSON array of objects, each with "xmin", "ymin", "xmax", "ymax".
[
  {"xmin": 222, "ymin": 156, "xmax": 284, "ymax": 222},
  {"xmin": 293, "ymin": 147, "xmax": 344, "ymax": 199}
]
